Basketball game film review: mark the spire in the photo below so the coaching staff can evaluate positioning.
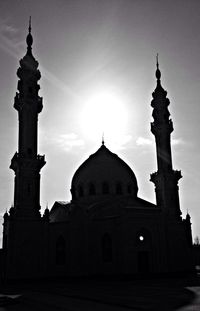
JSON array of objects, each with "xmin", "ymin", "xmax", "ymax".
[
  {"xmin": 102, "ymin": 132, "xmax": 105, "ymax": 145},
  {"xmin": 155, "ymin": 53, "xmax": 161, "ymax": 84},
  {"xmin": 26, "ymin": 16, "xmax": 33, "ymax": 55},
  {"xmin": 186, "ymin": 209, "xmax": 191, "ymax": 221},
  {"xmin": 43, "ymin": 202, "xmax": 50, "ymax": 221},
  {"xmin": 29, "ymin": 16, "xmax": 31, "ymax": 33}
]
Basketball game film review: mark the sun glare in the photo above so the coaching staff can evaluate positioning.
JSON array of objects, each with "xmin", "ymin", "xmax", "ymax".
[{"xmin": 80, "ymin": 91, "xmax": 128, "ymax": 145}]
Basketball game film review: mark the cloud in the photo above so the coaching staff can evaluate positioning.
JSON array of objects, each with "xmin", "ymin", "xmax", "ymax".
[
  {"xmin": 58, "ymin": 133, "xmax": 85, "ymax": 151},
  {"xmin": 44, "ymin": 132, "xmax": 85, "ymax": 152},
  {"xmin": 0, "ymin": 19, "xmax": 22, "ymax": 58},
  {"xmin": 108, "ymin": 134, "xmax": 132, "ymax": 151},
  {"xmin": 171, "ymin": 138, "xmax": 185, "ymax": 146},
  {"xmin": 2, "ymin": 24, "xmax": 18, "ymax": 36},
  {"xmin": 136, "ymin": 136, "xmax": 185, "ymax": 148},
  {"xmin": 0, "ymin": 18, "xmax": 18, "ymax": 37},
  {"xmin": 136, "ymin": 137, "xmax": 153, "ymax": 146}
]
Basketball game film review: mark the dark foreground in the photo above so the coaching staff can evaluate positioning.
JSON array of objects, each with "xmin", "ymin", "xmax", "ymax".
[{"xmin": 0, "ymin": 274, "xmax": 200, "ymax": 310}]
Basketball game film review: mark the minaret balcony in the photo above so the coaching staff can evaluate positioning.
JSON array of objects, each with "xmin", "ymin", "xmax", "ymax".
[
  {"xmin": 150, "ymin": 169, "xmax": 182, "ymax": 186},
  {"xmin": 10, "ymin": 152, "xmax": 46, "ymax": 172},
  {"xmin": 151, "ymin": 120, "xmax": 173, "ymax": 135}
]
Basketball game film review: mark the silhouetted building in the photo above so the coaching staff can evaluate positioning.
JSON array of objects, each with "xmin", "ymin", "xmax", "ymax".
[{"xmin": 2, "ymin": 24, "xmax": 194, "ymax": 279}]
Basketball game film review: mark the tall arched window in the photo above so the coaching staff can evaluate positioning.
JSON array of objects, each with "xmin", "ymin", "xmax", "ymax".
[
  {"xmin": 116, "ymin": 182, "xmax": 122, "ymax": 195},
  {"xmin": 89, "ymin": 183, "xmax": 96, "ymax": 195},
  {"xmin": 127, "ymin": 184, "xmax": 132, "ymax": 194},
  {"xmin": 102, "ymin": 233, "xmax": 112, "ymax": 263},
  {"xmin": 56, "ymin": 236, "xmax": 66, "ymax": 265},
  {"xmin": 102, "ymin": 182, "xmax": 109, "ymax": 194},
  {"xmin": 78, "ymin": 185, "xmax": 84, "ymax": 197}
]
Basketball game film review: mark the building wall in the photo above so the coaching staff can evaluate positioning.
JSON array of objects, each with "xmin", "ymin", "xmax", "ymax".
[
  {"xmin": 43, "ymin": 206, "xmax": 194, "ymax": 277},
  {"xmin": 3, "ymin": 217, "xmax": 45, "ymax": 279}
]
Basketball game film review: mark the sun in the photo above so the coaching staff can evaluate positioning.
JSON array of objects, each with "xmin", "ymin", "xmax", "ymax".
[{"xmin": 79, "ymin": 91, "xmax": 128, "ymax": 145}]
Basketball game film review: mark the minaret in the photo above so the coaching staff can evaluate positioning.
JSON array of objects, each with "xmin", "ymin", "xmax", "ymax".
[
  {"xmin": 150, "ymin": 56, "xmax": 182, "ymax": 218},
  {"xmin": 10, "ymin": 18, "xmax": 45, "ymax": 218}
]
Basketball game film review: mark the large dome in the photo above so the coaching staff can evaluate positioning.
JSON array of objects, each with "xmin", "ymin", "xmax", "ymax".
[{"xmin": 71, "ymin": 144, "xmax": 138, "ymax": 202}]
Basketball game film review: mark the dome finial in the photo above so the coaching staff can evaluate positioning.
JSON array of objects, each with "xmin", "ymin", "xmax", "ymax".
[
  {"xmin": 26, "ymin": 16, "xmax": 33, "ymax": 55},
  {"xmin": 156, "ymin": 53, "xmax": 161, "ymax": 81},
  {"xmin": 102, "ymin": 132, "xmax": 105, "ymax": 145}
]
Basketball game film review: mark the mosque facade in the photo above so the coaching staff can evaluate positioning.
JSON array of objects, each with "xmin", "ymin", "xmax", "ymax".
[{"xmin": 2, "ymin": 25, "xmax": 194, "ymax": 279}]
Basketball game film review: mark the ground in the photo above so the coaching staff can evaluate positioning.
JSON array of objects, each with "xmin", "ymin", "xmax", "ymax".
[{"xmin": 1, "ymin": 274, "xmax": 200, "ymax": 310}]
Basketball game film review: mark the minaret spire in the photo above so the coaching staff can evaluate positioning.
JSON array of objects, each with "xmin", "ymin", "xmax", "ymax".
[
  {"xmin": 156, "ymin": 53, "xmax": 159, "ymax": 68},
  {"xmin": 26, "ymin": 16, "xmax": 33, "ymax": 55},
  {"xmin": 156, "ymin": 53, "xmax": 161, "ymax": 84},
  {"xmin": 29, "ymin": 16, "xmax": 31, "ymax": 33}
]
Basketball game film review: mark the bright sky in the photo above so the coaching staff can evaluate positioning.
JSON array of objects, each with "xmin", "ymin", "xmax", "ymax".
[{"xmin": 0, "ymin": 0, "xmax": 200, "ymax": 244}]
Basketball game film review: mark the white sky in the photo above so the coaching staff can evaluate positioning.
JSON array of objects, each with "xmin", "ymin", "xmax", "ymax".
[{"xmin": 0, "ymin": 0, "xmax": 200, "ymax": 244}]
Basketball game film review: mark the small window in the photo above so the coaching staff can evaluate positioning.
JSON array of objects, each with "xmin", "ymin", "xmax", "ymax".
[
  {"xmin": 116, "ymin": 182, "xmax": 122, "ymax": 195},
  {"xmin": 89, "ymin": 183, "xmax": 96, "ymax": 195},
  {"xmin": 102, "ymin": 182, "xmax": 109, "ymax": 194}
]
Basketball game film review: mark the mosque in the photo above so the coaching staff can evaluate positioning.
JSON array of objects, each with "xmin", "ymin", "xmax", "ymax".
[{"xmin": 2, "ymin": 24, "xmax": 194, "ymax": 279}]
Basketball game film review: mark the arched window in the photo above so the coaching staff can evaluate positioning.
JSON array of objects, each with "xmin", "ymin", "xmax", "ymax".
[
  {"xmin": 102, "ymin": 233, "xmax": 112, "ymax": 263},
  {"xmin": 116, "ymin": 182, "xmax": 122, "ymax": 195},
  {"xmin": 56, "ymin": 236, "xmax": 66, "ymax": 265},
  {"xmin": 102, "ymin": 182, "xmax": 109, "ymax": 194},
  {"xmin": 89, "ymin": 183, "xmax": 96, "ymax": 195},
  {"xmin": 127, "ymin": 184, "xmax": 132, "ymax": 194},
  {"xmin": 78, "ymin": 185, "xmax": 84, "ymax": 197}
]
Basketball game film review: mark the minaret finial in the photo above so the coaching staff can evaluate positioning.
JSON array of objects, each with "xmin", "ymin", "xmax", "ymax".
[
  {"xmin": 26, "ymin": 16, "xmax": 33, "ymax": 55},
  {"xmin": 102, "ymin": 132, "xmax": 105, "ymax": 145},
  {"xmin": 156, "ymin": 53, "xmax": 159, "ymax": 69},
  {"xmin": 29, "ymin": 16, "xmax": 32, "ymax": 34},
  {"xmin": 155, "ymin": 53, "xmax": 161, "ymax": 81}
]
